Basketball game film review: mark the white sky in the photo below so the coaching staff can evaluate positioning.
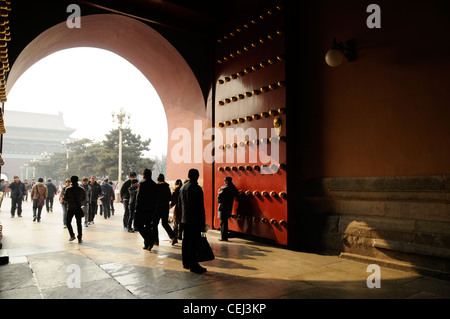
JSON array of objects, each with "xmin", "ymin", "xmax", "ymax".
[{"xmin": 5, "ymin": 47, "xmax": 168, "ymax": 158}]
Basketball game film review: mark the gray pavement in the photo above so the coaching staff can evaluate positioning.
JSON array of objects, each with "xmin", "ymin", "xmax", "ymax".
[{"xmin": 1, "ymin": 197, "xmax": 450, "ymax": 301}]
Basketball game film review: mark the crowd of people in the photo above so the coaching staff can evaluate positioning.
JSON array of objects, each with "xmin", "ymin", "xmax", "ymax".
[{"xmin": 0, "ymin": 168, "xmax": 238, "ymax": 274}]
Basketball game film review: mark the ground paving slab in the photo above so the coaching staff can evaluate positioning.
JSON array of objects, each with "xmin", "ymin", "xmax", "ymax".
[{"xmin": 1, "ymin": 198, "xmax": 450, "ymax": 302}]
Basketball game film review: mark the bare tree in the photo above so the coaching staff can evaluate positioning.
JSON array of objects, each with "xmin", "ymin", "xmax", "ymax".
[{"xmin": 152, "ymin": 152, "xmax": 167, "ymax": 181}]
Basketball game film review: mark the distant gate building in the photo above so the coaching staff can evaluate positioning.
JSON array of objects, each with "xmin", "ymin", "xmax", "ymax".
[{"xmin": 1, "ymin": 110, "xmax": 75, "ymax": 181}]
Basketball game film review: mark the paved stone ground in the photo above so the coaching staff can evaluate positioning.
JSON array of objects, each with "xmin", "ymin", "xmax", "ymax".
[{"xmin": 1, "ymin": 197, "xmax": 450, "ymax": 301}]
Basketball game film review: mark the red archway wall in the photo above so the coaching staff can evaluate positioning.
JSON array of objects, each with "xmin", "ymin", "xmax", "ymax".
[{"xmin": 6, "ymin": 14, "xmax": 206, "ymax": 183}]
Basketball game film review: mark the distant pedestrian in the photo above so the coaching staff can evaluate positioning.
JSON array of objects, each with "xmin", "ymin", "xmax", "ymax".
[
  {"xmin": 0, "ymin": 179, "xmax": 5, "ymax": 211},
  {"xmin": 127, "ymin": 178, "xmax": 139, "ymax": 232},
  {"xmin": 98, "ymin": 180, "xmax": 103, "ymax": 216},
  {"xmin": 120, "ymin": 171, "xmax": 137, "ymax": 229},
  {"xmin": 155, "ymin": 174, "xmax": 177, "ymax": 245},
  {"xmin": 101, "ymin": 178, "xmax": 114, "ymax": 219},
  {"xmin": 5, "ymin": 182, "xmax": 9, "ymax": 198},
  {"xmin": 9, "ymin": 176, "xmax": 26, "ymax": 217},
  {"xmin": 170, "ymin": 179, "xmax": 183, "ymax": 240},
  {"xmin": 109, "ymin": 181, "xmax": 115, "ymax": 215},
  {"xmin": 88, "ymin": 176, "xmax": 103, "ymax": 224},
  {"xmin": 45, "ymin": 178, "xmax": 58, "ymax": 213},
  {"xmin": 81, "ymin": 177, "xmax": 92, "ymax": 227},
  {"xmin": 30, "ymin": 178, "xmax": 48, "ymax": 222},
  {"xmin": 23, "ymin": 179, "xmax": 30, "ymax": 202},
  {"xmin": 178, "ymin": 169, "xmax": 207, "ymax": 274},
  {"xmin": 217, "ymin": 177, "xmax": 238, "ymax": 241},
  {"xmin": 63, "ymin": 175, "xmax": 87, "ymax": 243},
  {"xmin": 135, "ymin": 168, "xmax": 157, "ymax": 251},
  {"xmin": 59, "ymin": 179, "xmax": 71, "ymax": 228}
]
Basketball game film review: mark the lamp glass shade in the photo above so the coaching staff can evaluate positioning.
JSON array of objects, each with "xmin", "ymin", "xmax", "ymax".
[{"xmin": 325, "ymin": 48, "xmax": 345, "ymax": 67}]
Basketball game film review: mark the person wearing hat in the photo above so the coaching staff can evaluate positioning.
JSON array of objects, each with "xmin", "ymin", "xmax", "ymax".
[{"xmin": 217, "ymin": 176, "xmax": 238, "ymax": 241}]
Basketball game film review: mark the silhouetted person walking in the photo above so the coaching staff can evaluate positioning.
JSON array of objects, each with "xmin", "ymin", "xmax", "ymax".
[
  {"xmin": 64, "ymin": 175, "xmax": 87, "ymax": 243},
  {"xmin": 135, "ymin": 168, "xmax": 157, "ymax": 251},
  {"xmin": 155, "ymin": 174, "xmax": 177, "ymax": 245},
  {"xmin": 178, "ymin": 168, "xmax": 207, "ymax": 274}
]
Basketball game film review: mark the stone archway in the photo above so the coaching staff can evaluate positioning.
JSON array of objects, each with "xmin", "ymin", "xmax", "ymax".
[{"xmin": 6, "ymin": 14, "xmax": 206, "ymax": 182}]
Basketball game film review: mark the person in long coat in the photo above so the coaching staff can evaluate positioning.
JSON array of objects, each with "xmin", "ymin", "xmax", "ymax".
[
  {"xmin": 178, "ymin": 168, "xmax": 207, "ymax": 274},
  {"xmin": 135, "ymin": 168, "xmax": 157, "ymax": 251}
]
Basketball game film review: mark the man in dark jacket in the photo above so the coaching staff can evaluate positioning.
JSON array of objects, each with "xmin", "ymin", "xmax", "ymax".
[
  {"xmin": 135, "ymin": 168, "xmax": 157, "ymax": 250},
  {"xmin": 178, "ymin": 168, "xmax": 206, "ymax": 274},
  {"xmin": 9, "ymin": 176, "xmax": 26, "ymax": 217},
  {"xmin": 100, "ymin": 178, "xmax": 114, "ymax": 219},
  {"xmin": 120, "ymin": 171, "xmax": 136, "ymax": 229},
  {"xmin": 127, "ymin": 178, "xmax": 139, "ymax": 232},
  {"xmin": 155, "ymin": 174, "xmax": 177, "ymax": 245},
  {"xmin": 45, "ymin": 178, "xmax": 58, "ymax": 213},
  {"xmin": 88, "ymin": 176, "xmax": 103, "ymax": 224},
  {"xmin": 63, "ymin": 175, "xmax": 87, "ymax": 243},
  {"xmin": 217, "ymin": 176, "xmax": 238, "ymax": 241}
]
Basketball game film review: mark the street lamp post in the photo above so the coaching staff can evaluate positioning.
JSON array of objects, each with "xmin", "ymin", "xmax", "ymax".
[
  {"xmin": 61, "ymin": 139, "xmax": 70, "ymax": 171},
  {"xmin": 112, "ymin": 107, "xmax": 130, "ymax": 196}
]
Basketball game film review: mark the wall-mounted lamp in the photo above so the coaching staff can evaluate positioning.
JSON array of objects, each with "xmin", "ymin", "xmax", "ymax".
[{"xmin": 325, "ymin": 38, "xmax": 356, "ymax": 67}]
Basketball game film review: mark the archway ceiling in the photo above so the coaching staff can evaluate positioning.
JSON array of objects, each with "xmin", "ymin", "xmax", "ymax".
[
  {"xmin": 7, "ymin": 0, "xmax": 263, "ymax": 70},
  {"xmin": 6, "ymin": 0, "xmax": 264, "ymax": 103}
]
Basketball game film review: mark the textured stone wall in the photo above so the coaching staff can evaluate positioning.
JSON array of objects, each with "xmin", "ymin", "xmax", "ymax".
[{"xmin": 299, "ymin": 175, "xmax": 450, "ymax": 276}]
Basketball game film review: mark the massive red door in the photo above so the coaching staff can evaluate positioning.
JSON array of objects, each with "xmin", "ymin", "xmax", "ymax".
[{"xmin": 211, "ymin": 3, "xmax": 288, "ymax": 245}]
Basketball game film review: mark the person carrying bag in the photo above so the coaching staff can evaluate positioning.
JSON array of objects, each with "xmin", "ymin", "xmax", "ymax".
[{"xmin": 197, "ymin": 227, "xmax": 215, "ymax": 262}]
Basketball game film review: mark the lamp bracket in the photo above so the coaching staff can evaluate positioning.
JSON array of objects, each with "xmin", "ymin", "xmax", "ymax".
[{"xmin": 332, "ymin": 38, "xmax": 356, "ymax": 62}]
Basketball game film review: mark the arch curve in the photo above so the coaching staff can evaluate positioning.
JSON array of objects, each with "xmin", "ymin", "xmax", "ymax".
[{"xmin": 7, "ymin": 14, "xmax": 206, "ymax": 181}]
